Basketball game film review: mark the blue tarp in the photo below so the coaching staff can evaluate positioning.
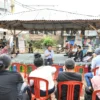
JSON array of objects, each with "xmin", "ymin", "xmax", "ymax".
[{"xmin": 69, "ymin": 40, "xmax": 75, "ymax": 46}]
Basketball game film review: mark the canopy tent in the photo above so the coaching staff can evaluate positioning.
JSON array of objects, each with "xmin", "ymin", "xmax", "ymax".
[{"xmin": 0, "ymin": 9, "xmax": 100, "ymax": 31}]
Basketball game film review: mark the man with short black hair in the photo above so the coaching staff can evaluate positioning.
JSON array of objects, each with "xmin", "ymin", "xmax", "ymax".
[
  {"xmin": 44, "ymin": 45, "xmax": 54, "ymax": 65},
  {"xmin": 0, "ymin": 54, "xmax": 29, "ymax": 100},
  {"xmin": 56, "ymin": 59, "xmax": 82, "ymax": 100},
  {"xmin": 74, "ymin": 45, "xmax": 83, "ymax": 62}
]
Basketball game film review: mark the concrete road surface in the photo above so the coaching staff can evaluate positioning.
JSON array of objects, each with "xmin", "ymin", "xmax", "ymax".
[{"xmin": 12, "ymin": 54, "xmax": 90, "ymax": 65}]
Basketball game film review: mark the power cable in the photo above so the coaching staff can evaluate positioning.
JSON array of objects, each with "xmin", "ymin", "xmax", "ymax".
[
  {"xmin": 14, "ymin": 0, "xmax": 36, "ymax": 10},
  {"xmin": 44, "ymin": 8, "xmax": 99, "ymax": 17},
  {"xmin": 11, "ymin": 0, "xmax": 100, "ymax": 17},
  {"xmin": 1, "ymin": 7, "xmax": 100, "ymax": 19}
]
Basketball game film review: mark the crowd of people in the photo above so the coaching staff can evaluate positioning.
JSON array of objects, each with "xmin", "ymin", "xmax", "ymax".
[
  {"xmin": 65, "ymin": 40, "xmax": 93, "ymax": 62},
  {"xmin": 0, "ymin": 53, "xmax": 82, "ymax": 100},
  {"xmin": 0, "ymin": 42, "xmax": 100, "ymax": 100},
  {"xmin": 84, "ymin": 48, "xmax": 100, "ymax": 100}
]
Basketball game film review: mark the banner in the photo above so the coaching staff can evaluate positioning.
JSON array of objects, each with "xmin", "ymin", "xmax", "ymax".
[
  {"xmin": 74, "ymin": 33, "xmax": 82, "ymax": 46},
  {"xmin": 18, "ymin": 38, "xmax": 25, "ymax": 53}
]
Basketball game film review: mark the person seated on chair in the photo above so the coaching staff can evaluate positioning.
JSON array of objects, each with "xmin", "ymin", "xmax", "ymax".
[
  {"xmin": 0, "ymin": 54, "xmax": 29, "ymax": 100},
  {"xmin": 68, "ymin": 44, "xmax": 77, "ymax": 58},
  {"xmin": 84, "ymin": 67, "xmax": 100, "ymax": 100},
  {"xmin": 74, "ymin": 45, "xmax": 83, "ymax": 62},
  {"xmin": 56, "ymin": 59, "xmax": 82, "ymax": 100},
  {"xmin": 84, "ymin": 48, "xmax": 100, "ymax": 91},
  {"xmin": 44, "ymin": 45, "xmax": 54, "ymax": 65},
  {"xmin": 91, "ymin": 67, "xmax": 100, "ymax": 99},
  {"xmin": 22, "ymin": 53, "xmax": 56, "ymax": 98}
]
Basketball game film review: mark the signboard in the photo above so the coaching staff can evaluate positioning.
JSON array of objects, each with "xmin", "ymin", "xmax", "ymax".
[
  {"xmin": 18, "ymin": 39, "xmax": 25, "ymax": 53},
  {"xmin": 74, "ymin": 33, "xmax": 82, "ymax": 46}
]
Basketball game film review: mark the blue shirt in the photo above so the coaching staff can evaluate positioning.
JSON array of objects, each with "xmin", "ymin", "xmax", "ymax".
[
  {"xmin": 45, "ymin": 50, "xmax": 54, "ymax": 59},
  {"xmin": 91, "ymin": 55, "xmax": 100, "ymax": 75}
]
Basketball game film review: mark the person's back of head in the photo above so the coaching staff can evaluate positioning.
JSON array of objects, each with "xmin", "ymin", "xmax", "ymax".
[
  {"xmin": 65, "ymin": 58, "xmax": 75, "ymax": 71},
  {"xmin": 77, "ymin": 45, "xmax": 81, "ymax": 49},
  {"xmin": 77, "ymin": 45, "xmax": 82, "ymax": 52},
  {"xmin": 0, "ymin": 54, "xmax": 11, "ymax": 71},
  {"xmin": 34, "ymin": 53, "xmax": 43, "ymax": 68},
  {"xmin": 0, "ymin": 54, "xmax": 18, "ymax": 100},
  {"xmin": 94, "ymin": 48, "xmax": 100, "ymax": 56}
]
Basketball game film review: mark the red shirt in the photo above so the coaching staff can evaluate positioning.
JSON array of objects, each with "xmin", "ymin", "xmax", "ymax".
[
  {"xmin": 66, "ymin": 43, "xmax": 70, "ymax": 49},
  {"xmin": 0, "ymin": 47, "xmax": 8, "ymax": 55}
]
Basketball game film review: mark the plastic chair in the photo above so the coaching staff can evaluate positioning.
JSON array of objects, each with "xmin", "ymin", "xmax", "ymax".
[
  {"xmin": 28, "ymin": 77, "xmax": 51, "ymax": 100},
  {"xmin": 92, "ymin": 90, "xmax": 100, "ymax": 100},
  {"xmin": 75, "ymin": 66, "xmax": 84, "ymax": 73},
  {"xmin": 52, "ymin": 64, "xmax": 63, "ymax": 80},
  {"xmin": 27, "ymin": 64, "xmax": 36, "ymax": 72},
  {"xmin": 93, "ymin": 67, "xmax": 99, "ymax": 76},
  {"xmin": 11, "ymin": 63, "xmax": 21, "ymax": 72},
  {"xmin": 58, "ymin": 81, "xmax": 83, "ymax": 100},
  {"xmin": 75, "ymin": 66, "xmax": 84, "ymax": 80},
  {"xmin": 20, "ymin": 64, "xmax": 28, "ymax": 78},
  {"xmin": 11, "ymin": 63, "xmax": 27, "ymax": 78}
]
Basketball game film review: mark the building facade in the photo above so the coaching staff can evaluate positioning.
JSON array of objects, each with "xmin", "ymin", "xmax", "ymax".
[{"xmin": 0, "ymin": 0, "xmax": 9, "ymax": 16}]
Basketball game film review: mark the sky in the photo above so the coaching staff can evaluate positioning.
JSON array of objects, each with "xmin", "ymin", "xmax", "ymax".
[{"xmin": 12, "ymin": 0, "xmax": 100, "ymax": 16}]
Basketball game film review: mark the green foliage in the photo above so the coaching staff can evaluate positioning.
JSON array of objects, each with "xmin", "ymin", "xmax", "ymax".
[
  {"xmin": 32, "ymin": 40, "xmax": 43, "ymax": 49},
  {"xmin": 26, "ymin": 36, "xmax": 57, "ymax": 50},
  {"xmin": 42, "ymin": 37, "xmax": 56, "ymax": 46}
]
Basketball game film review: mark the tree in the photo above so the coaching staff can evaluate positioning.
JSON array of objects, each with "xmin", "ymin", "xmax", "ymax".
[
  {"xmin": 42, "ymin": 36, "xmax": 56, "ymax": 47},
  {"xmin": 32, "ymin": 40, "xmax": 43, "ymax": 49}
]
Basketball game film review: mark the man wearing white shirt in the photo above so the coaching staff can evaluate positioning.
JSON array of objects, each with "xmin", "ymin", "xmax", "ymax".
[
  {"xmin": 22, "ymin": 53, "xmax": 56, "ymax": 98},
  {"xmin": 44, "ymin": 45, "xmax": 54, "ymax": 65}
]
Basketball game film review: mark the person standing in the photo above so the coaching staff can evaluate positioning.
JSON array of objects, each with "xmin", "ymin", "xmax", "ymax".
[
  {"xmin": 44, "ymin": 45, "xmax": 54, "ymax": 65},
  {"xmin": 0, "ymin": 43, "xmax": 10, "ymax": 55},
  {"xmin": 64, "ymin": 40, "xmax": 70, "ymax": 56},
  {"xmin": 29, "ymin": 41, "xmax": 33, "ymax": 53},
  {"xmin": 2, "ymin": 36, "xmax": 7, "ymax": 47}
]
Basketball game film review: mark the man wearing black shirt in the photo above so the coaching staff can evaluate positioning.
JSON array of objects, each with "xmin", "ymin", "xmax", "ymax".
[
  {"xmin": 74, "ymin": 45, "xmax": 83, "ymax": 62},
  {"xmin": 0, "ymin": 70, "xmax": 23, "ymax": 100},
  {"xmin": 56, "ymin": 59, "xmax": 82, "ymax": 100},
  {"xmin": 0, "ymin": 54, "xmax": 29, "ymax": 100}
]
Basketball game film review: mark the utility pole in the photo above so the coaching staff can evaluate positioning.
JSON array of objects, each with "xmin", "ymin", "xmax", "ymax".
[{"xmin": 11, "ymin": 0, "xmax": 15, "ymax": 13}]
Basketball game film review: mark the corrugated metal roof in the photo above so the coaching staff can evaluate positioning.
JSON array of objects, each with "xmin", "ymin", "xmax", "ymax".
[
  {"xmin": 0, "ymin": 9, "xmax": 100, "ymax": 30},
  {"xmin": 0, "ymin": 9, "xmax": 100, "ymax": 21}
]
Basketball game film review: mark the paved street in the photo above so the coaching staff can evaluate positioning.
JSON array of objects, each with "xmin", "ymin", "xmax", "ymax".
[
  {"xmin": 12, "ymin": 54, "xmax": 90, "ymax": 65},
  {"xmin": 12, "ymin": 54, "xmax": 67, "ymax": 64}
]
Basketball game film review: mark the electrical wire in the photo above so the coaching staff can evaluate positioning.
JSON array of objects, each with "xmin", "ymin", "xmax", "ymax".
[
  {"xmin": 22, "ymin": 5, "xmax": 57, "ymax": 7},
  {"xmin": 6, "ymin": 0, "xmax": 99, "ymax": 18},
  {"xmin": 44, "ymin": 8, "xmax": 99, "ymax": 17},
  {"xmin": 14, "ymin": 0, "xmax": 36, "ymax": 10},
  {"xmin": 3, "ymin": 8, "xmax": 99, "ymax": 18},
  {"xmin": 14, "ymin": 0, "xmax": 100, "ymax": 17}
]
